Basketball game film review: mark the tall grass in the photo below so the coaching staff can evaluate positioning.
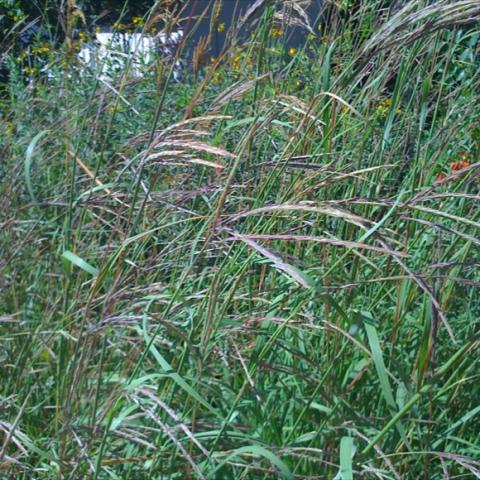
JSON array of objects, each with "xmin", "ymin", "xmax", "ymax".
[{"xmin": 1, "ymin": 0, "xmax": 479, "ymax": 478}]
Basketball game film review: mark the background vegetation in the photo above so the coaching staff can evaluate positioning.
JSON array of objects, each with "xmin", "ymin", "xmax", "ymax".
[
  {"xmin": 1, "ymin": 0, "xmax": 479, "ymax": 478},
  {"xmin": 0, "ymin": 0, "xmax": 161, "ymax": 25}
]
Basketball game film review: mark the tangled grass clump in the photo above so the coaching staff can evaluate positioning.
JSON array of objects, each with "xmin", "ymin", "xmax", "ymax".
[{"xmin": 1, "ymin": 1, "xmax": 479, "ymax": 478}]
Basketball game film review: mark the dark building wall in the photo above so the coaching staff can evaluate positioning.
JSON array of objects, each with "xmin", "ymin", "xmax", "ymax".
[
  {"xmin": 180, "ymin": 0, "xmax": 325, "ymax": 55},
  {"xmin": 3, "ymin": 1, "xmax": 325, "ymax": 43}
]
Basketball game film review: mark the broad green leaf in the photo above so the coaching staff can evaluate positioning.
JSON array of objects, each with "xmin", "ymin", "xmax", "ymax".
[
  {"xmin": 209, "ymin": 445, "xmax": 293, "ymax": 480},
  {"xmin": 339, "ymin": 436, "xmax": 354, "ymax": 480},
  {"xmin": 62, "ymin": 250, "xmax": 99, "ymax": 276},
  {"xmin": 365, "ymin": 323, "xmax": 396, "ymax": 409},
  {"xmin": 24, "ymin": 130, "xmax": 49, "ymax": 204}
]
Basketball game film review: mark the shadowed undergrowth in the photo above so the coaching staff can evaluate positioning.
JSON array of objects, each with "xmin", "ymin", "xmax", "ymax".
[{"xmin": 1, "ymin": 0, "xmax": 480, "ymax": 478}]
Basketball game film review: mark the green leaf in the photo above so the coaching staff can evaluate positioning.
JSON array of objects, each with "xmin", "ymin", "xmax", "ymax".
[
  {"xmin": 339, "ymin": 437, "xmax": 354, "ymax": 480},
  {"xmin": 24, "ymin": 130, "xmax": 49, "ymax": 205},
  {"xmin": 62, "ymin": 250, "xmax": 99, "ymax": 277},
  {"xmin": 140, "ymin": 316, "xmax": 217, "ymax": 416},
  {"xmin": 209, "ymin": 445, "xmax": 293, "ymax": 480},
  {"xmin": 446, "ymin": 404, "xmax": 480, "ymax": 434},
  {"xmin": 365, "ymin": 323, "xmax": 410, "ymax": 448},
  {"xmin": 365, "ymin": 323, "xmax": 396, "ymax": 409}
]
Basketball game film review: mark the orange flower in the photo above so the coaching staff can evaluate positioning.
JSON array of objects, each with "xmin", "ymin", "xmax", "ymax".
[
  {"xmin": 450, "ymin": 160, "xmax": 470, "ymax": 172},
  {"xmin": 436, "ymin": 172, "xmax": 447, "ymax": 183}
]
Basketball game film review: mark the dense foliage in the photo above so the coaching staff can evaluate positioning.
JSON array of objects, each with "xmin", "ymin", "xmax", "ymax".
[
  {"xmin": 1, "ymin": 0, "xmax": 479, "ymax": 478},
  {"xmin": 0, "ymin": 0, "xmax": 178, "ymax": 46},
  {"xmin": 1, "ymin": 0, "xmax": 161, "ymax": 21}
]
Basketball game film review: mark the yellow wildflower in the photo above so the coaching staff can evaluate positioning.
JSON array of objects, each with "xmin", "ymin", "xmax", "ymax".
[
  {"xmin": 288, "ymin": 47, "xmax": 297, "ymax": 57},
  {"xmin": 217, "ymin": 22, "xmax": 225, "ymax": 33},
  {"xmin": 16, "ymin": 52, "xmax": 28, "ymax": 63},
  {"xmin": 376, "ymin": 98, "xmax": 401, "ymax": 116},
  {"xmin": 31, "ymin": 43, "xmax": 51, "ymax": 55},
  {"xmin": 132, "ymin": 16, "xmax": 144, "ymax": 27},
  {"xmin": 23, "ymin": 66, "xmax": 38, "ymax": 75},
  {"xmin": 232, "ymin": 54, "xmax": 242, "ymax": 71},
  {"xmin": 271, "ymin": 28, "xmax": 283, "ymax": 38},
  {"xmin": 12, "ymin": 13, "xmax": 27, "ymax": 22}
]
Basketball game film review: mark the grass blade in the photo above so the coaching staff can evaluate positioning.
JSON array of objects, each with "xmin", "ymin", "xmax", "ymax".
[
  {"xmin": 339, "ymin": 436, "xmax": 354, "ymax": 480},
  {"xmin": 24, "ymin": 130, "xmax": 49, "ymax": 205},
  {"xmin": 61, "ymin": 250, "xmax": 99, "ymax": 277}
]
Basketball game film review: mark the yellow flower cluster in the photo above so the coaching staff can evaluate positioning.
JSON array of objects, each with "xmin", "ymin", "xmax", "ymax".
[
  {"xmin": 23, "ymin": 66, "xmax": 38, "ymax": 75},
  {"xmin": 16, "ymin": 51, "xmax": 28, "ymax": 63},
  {"xmin": 12, "ymin": 13, "xmax": 27, "ymax": 22},
  {"xmin": 271, "ymin": 28, "xmax": 283, "ymax": 38},
  {"xmin": 113, "ymin": 22, "xmax": 125, "ymax": 31},
  {"xmin": 230, "ymin": 50, "xmax": 254, "ymax": 72},
  {"xmin": 376, "ymin": 98, "xmax": 402, "ymax": 117},
  {"xmin": 376, "ymin": 98, "xmax": 391, "ymax": 116},
  {"xmin": 31, "ymin": 44, "xmax": 51, "ymax": 55},
  {"xmin": 217, "ymin": 22, "xmax": 225, "ymax": 33},
  {"xmin": 231, "ymin": 53, "xmax": 242, "ymax": 71},
  {"xmin": 132, "ymin": 16, "xmax": 145, "ymax": 27}
]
